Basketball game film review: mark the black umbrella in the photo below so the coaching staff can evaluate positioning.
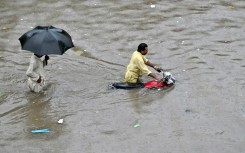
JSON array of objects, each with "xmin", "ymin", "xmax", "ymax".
[{"xmin": 19, "ymin": 26, "xmax": 74, "ymax": 55}]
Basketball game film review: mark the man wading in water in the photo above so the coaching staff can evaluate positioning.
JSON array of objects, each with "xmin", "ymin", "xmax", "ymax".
[
  {"xmin": 124, "ymin": 43, "xmax": 163, "ymax": 84},
  {"xmin": 26, "ymin": 54, "xmax": 49, "ymax": 93}
]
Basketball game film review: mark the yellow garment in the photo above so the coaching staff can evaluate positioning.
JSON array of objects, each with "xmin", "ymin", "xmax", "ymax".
[{"xmin": 125, "ymin": 51, "xmax": 152, "ymax": 83}]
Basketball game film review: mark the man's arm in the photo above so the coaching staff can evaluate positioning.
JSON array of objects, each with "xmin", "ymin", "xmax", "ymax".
[
  {"xmin": 145, "ymin": 60, "xmax": 154, "ymax": 67},
  {"xmin": 145, "ymin": 60, "xmax": 163, "ymax": 72},
  {"xmin": 148, "ymin": 73, "xmax": 162, "ymax": 81}
]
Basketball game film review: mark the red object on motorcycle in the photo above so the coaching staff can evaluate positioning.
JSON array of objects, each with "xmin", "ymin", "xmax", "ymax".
[{"xmin": 144, "ymin": 80, "xmax": 164, "ymax": 88}]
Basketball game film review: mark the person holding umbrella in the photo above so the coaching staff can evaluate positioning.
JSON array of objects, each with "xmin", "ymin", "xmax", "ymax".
[
  {"xmin": 19, "ymin": 26, "xmax": 74, "ymax": 93},
  {"xmin": 26, "ymin": 54, "xmax": 49, "ymax": 93}
]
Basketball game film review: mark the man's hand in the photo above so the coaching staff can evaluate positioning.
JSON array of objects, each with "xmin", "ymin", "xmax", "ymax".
[
  {"xmin": 156, "ymin": 77, "xmax": 163, "ymax": 82},
  {"xmin": 45, "ymin": 55, "xmax": 50, "ymax": 61},
  {"xmin": 37, "ymin": 76, "xmax": 42, "ymax": 83},
  {"xmin": 154, "ymin": 66, "xmax": 163, "ymax": 73}
]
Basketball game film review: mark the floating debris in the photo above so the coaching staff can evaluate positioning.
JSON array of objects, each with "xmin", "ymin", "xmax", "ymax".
[
  {"xmin": 31, "ymin": 128, "xmax": 50, "ymax": 133},
  {"xmin": 58, "ymin": 119, "xmax": 64, "ymax": 124},
  {"xmin": 133, "ymin": 123, "xmax": 140, "ymax": 128},
  {"xmin": 150, "ymin": 5, "xmax": 156, "ymax": 8}
]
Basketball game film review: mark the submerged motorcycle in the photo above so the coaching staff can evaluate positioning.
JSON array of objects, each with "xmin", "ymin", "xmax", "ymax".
[{"xmin": 111, "ymin": 71, "xmax": 175, "ymax": 89}]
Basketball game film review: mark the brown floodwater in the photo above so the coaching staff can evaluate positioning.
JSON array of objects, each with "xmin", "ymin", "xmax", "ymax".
[{"xmin": 0, "ymin": 0, "xmax": 245, "ymax": 153}]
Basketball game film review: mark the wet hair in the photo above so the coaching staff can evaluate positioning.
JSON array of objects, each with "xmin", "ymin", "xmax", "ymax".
[{"xmin": 137, "ymin": 43, "xmax": 148, "ymax": 52}]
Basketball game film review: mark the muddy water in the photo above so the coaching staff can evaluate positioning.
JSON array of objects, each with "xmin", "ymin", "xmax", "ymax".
[{"xmin": 0, "ymin": 0, "xmax": 245, "ymax": 153}]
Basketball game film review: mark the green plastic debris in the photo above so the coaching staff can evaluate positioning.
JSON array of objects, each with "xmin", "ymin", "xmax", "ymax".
[{"xmin": 133, "ymin": 123, "xmax": 140, "ymax": 128}]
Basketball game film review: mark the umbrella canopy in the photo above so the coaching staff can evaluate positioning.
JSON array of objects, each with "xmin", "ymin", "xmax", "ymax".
[{"xmin": 19, "ymin": 26, "xmax": 74, "ymax": 55}]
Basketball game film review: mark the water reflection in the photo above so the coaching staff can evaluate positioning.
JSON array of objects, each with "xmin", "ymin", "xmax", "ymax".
[
  {"xmin": 127, "ymin": 86, "xmax": 175, "ymax": 114},
  {"xmin": 25, "ymin": 92, "xmax": 51, "ymax": 129},
  {"xmin": 24, "ymin": 83, "xmax": 62, "ymax": 140}
]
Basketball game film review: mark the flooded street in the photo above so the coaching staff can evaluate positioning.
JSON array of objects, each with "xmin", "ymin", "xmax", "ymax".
[{"xmin": 0, "ymin": 0, "xmax": 245, "ymax": 153}]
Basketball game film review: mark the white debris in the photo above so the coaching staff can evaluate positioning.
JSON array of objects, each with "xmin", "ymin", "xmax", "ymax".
[
  {"xmin": 58, "ymin": 119, "xmax": 64, "ymax": 124},
  {"xmin": 150, "ymin": 5, "xmax": 155, "ymax": 8}
]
